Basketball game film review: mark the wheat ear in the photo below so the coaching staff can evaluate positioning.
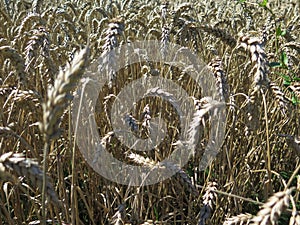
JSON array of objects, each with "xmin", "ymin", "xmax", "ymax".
[
  {"xmin": 40, "ymin": 47, "xmax": 90, "ymax": 140},
  {"xmin": 208, "ymin": 57, "xmax": 228, "ymax": 102},
  {"xmin": 223, "ymin": 213, "xmax": 253, "ymax": 225},
  {"xmin": 250, "ymin": 189, "xmax": 292, "ymax": 225},
  {"xmin": 0, "ymin": 152, "xmax": 59, "ymax": 204},
  {"xmin": 198, "ymin": 182, "xmax": 218, "ymax": 225},
  {"xmin": 0, "ymin": 45, "xmax": 27, "ymax": 85},
  {"xmin": 239, "ymin": 36, "xmax": 270, "ymax": 92},
  {"xmin": 40, "ymin": 47, "xmax": 89, "ymax": 224}
]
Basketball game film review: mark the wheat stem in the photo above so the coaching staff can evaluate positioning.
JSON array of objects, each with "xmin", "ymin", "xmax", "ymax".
[{"xmin": 261, "ymin": 89, "xmax": 273, "ymax": 197}]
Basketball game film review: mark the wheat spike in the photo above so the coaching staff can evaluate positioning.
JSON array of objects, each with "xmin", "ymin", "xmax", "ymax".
[
  {"xmin": 0, "ymin": 152, "xmax": 60, "ymax": 204},
  {"xmin": 40, "ymin": 47, "xmax": 89, "ymax": 140},
  {"xmin": 101, "ymin": 17, "xmax": 124, "ymax": 88},
  {"xmin": 0, "ymin": 45, "xmax": 27, "ymax": 85},
  {"xmin": 199, "ymin": 24, "xmax": 237, "ymax": 48},
  {"xmin": 188, "ymin": 96, "xmax": 225, "ymax": 156},
  {"xmin": 24, "ymin": 27, "xmax": 49, "ymax": 72},
  {"xmin": 269, "ymin": 82, "xmax": 288, "ymax": 115},
  {"xmin": 208, "ymin": 57, "xmax": 228, "ymax": 101},
  {"xmin": 239, "ymin": 36, "xmax": 270, "ymax": 91},
  {"xmin": 17, "ymin": 13, "xmax": 42, "ymax": 38},
  {"xmin": 284, "ymin": 42, "xmax": 300, "ymax": 54},
  {"xmin": 223, "ymin": 213, "xmax": 253, "ymax": 225},
  {"xmin": 250, "ymin": 189, "xmax": 291, "ymax": 225},
  {"xmin": 198, "ymin": 181, "xmax": 218, "ymax": 225},
  {"xmin": 128, "ymin": 153, "xmax": 198, "ymax": 195},
  {"xmin": 161, "ymin": 0, "xmax": 169, "ymax": 25}
]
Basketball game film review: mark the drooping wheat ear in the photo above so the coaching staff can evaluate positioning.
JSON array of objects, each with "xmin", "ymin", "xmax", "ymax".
[
  {"xmin": 111, "ymin": 204, "xmax": 126, "ymax": 225},
  {"xmin": 11, "ymin": 89, "xmax": 41, "ymax": 107},
  {"xmin": 239, "ymin": 36, "xmax": 270, "ymax": 92},
  {"xmin": 128, "ymin": 153, "xmax": 198, "ymax": 195},
  {"xmin": 0, "ymin": 126, "xmax": 33, "ymax": 151},
  {"xmin": 0, "ymin": 46, "xmax": 27, "ymax": 85},
  {"xmin": 143, "ymin": 87, "xmax": 179, "ymax": 109},
  {"xmin": 198, "ymin": 181, "xmax": 218, "ymax": 225},
  {"xmin": 198, "ymin": 24, "xmax": 237, "ymax": 48},
  {"xmin": 269, "ymin": 82, "xmax": 288, "ymax": 116},
  {"xmin": 289, "ymin": 82, "xmax": 300, "ymax": 99},
  {"xmin": 0, "ymin": 152, "xmax": 60, "ymax": 204},
  {"xmin": 24, "ymin": 27, "xmax": 49, "ymax": 72},
  {"xmin": 223, "ymin": 213, "xmax": 253, "ymax": 225},
  {"xmin": 250, "ymin": 189, "xmax": 292, "ymax": 225},
  {"xmin": 17, "ymin": 13, "xmax": 42, "ymax": 38},
  {"xmin": 208, "ymin": 57, "xmax": 228, "ymax": 102},
  {"xmin": 172, "ymin": 2, "xmax": 193, "ymax": 25},
  {"xmin": 128, "ymin": 153, "xmax": 156, "ymax": 168},
  {"xmin": 0, "ymin": 86, "xmax": 16, "ymax": 96},
  {"xmin": 40, "ymin": 47, "xmax": 90, "ymax": 140},
  {"xmin": 124, "ymin": 113, "xmax": 139, "ymax": 132},
  {"xmin": 188, "ymin": 97, "xmax": 225, "ymax": 156},
  {"xmin": 102, "ymin": 17, "xmax": 124, "ymax": 88},
  {"xmin": 283, "ymin": 42, "xmax": 300, "ymax": 54}
]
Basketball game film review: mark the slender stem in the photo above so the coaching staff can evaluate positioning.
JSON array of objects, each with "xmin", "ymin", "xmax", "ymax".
[
  {"xmin": 261, "ymin": 89, "xmax": 273, "ymax": 195},
  {"xmin": 42, "ymin": 141, "xmax": 50, "ymax": 225},
  {"xmin": 70, "ymin": 103, "xmax": 77, "ymax": 225}
]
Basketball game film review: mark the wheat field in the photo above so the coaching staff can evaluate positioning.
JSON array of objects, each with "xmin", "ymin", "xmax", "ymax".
[{"xmin": 0, "ymin": 0, "xmax": 299, "ymax": 224}]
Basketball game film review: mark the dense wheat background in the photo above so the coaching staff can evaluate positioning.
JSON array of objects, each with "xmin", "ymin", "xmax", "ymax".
[{"xmin": 0, "ymin": 0, "xmax": 299, "ymax": 224}]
